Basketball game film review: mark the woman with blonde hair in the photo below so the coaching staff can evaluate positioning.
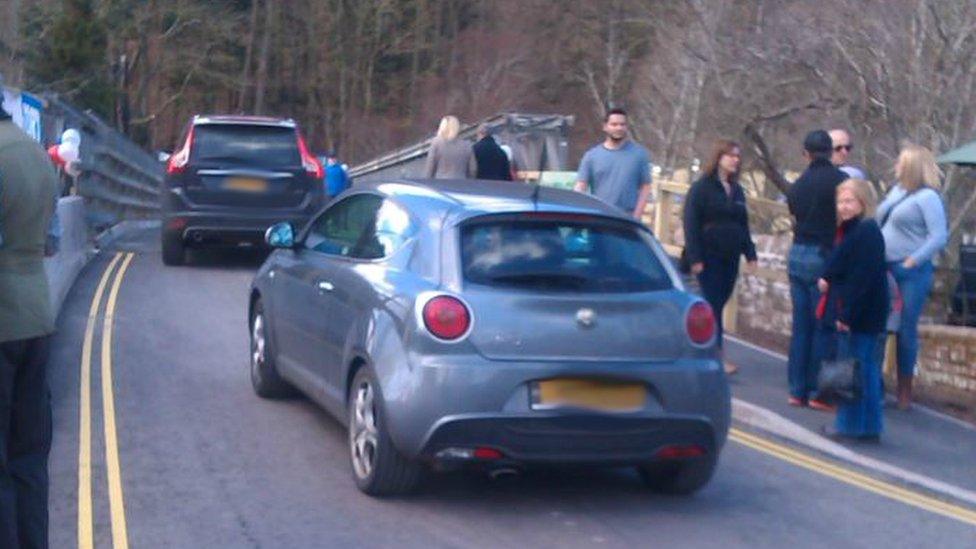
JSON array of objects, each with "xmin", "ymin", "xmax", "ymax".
[
  {"xmin": 875, "ymin": 145, "xmax": 948, "ymax": 409},
  {"xmin": 817, "ymin": 178, "xmax": 888, "ymax": 440},
  {"xmin": 424, "ymin": 115, "xmax": 475, "ymax": 179}
]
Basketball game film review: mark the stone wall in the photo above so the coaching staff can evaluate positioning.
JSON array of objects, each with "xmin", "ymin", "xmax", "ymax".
[
  {"xmin": 733, "ymin": 234, "xmax": 792, "ymax": 352},
  {"xmin": 906, "ymin": 325, "xmax": 976, "ymax": 416}
]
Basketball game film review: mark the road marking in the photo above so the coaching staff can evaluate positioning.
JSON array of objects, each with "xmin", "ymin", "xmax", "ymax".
[
  {"xmin": 729, "ymin": 427, "xmax": 976, "ymax": 527},
  {"xmin": 78, "ymin": 253, "xmax": 124, "ymax": 549},
  {"xmin": 102, "ymin": 252, "xmax": 134, "ymax": 549}
]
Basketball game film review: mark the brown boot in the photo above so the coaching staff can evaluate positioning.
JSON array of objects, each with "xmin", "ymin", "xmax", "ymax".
[{"xmin": 896, "ymin": 375, "xmax": 913, "ymax": 410}]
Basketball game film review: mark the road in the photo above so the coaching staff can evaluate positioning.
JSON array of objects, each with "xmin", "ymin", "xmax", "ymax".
[{"xmin": 46, "ymin": 227, "xmax": 976, "ymax": 548}]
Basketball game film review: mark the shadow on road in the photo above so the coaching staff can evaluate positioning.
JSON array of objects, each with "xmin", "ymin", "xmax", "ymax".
[{"xmin": 180, "ymin": 248, "xmax": 269, "ymax": 270}]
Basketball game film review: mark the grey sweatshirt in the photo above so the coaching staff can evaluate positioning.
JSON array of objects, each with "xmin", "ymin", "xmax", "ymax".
[
  {"xmin": 424, "ymin": 137, "xmax": 475, "ymax": 179},
  {"xmin": 875, "ymin": 184, "xmax": 948, "ymax": 263}
]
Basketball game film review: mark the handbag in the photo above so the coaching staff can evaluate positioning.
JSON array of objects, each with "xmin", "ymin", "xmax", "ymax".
[{"xmin": 817, "ymin": 356, "xmax": 862, "ymax": 404}]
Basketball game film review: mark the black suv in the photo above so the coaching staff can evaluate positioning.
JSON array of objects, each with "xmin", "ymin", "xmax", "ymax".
[{"xmin": 161, "ymin": 115, "xmax": 325, "ymax": 265}]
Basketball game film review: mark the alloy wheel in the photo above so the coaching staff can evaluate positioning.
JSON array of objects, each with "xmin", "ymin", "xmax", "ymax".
[
  {"xmin": 350, "ymin": 379, "xmax": 379, "ymax": 480},
  {"xmin": 251, "ymin": 313, "xmax": 266, "ymax": 384}
]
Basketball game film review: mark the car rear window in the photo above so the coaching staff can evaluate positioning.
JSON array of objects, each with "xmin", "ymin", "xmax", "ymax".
[
  {"xmin": 460, "ymin": 215, "xmax": 673, "ymax": 293},
  {"xmin": 191, "ymin": 124, "xmax": 300, "ymax": 167}
]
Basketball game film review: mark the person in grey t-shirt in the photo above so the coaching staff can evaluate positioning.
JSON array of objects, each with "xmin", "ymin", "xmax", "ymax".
[{"xmin": 574, "ymin": 108, "xmax": 652, "ymax": 219}]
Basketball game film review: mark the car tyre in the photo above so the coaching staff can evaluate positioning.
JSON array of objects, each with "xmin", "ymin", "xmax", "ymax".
[
  {"xmin": 161, "ymin": 230, "xmax": 186, "ymax": 266},
  {"xmin": 249, "ymin": 300, "xmax": 296, "ymax": 399},
  {"xmin": 637, "ymin": 455, "xmax": 717, "ymax": 495},
  {"xmin": 348, "ymin": 366, "xmax": 422, "ymax": 496}
]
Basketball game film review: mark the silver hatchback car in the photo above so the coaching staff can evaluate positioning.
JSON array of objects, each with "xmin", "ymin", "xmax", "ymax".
[{"xmin": 249, "ymin": 179, "xmax": 730, "ymax": 496}]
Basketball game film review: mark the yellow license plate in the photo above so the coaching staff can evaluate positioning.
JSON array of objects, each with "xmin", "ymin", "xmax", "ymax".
[
  {"xmin": 534, "ymin": 379, "xmax": 646, "ymax": 412},
  {"xmin": 224, "ymin": 177, "xmax": 267, "ymax": 192}
]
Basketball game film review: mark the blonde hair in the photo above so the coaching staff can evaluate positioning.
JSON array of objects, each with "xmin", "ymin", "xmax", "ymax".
[
  {"xmin": 837, "ymin": 178, "xmax": 878, "ymax": 218},
  {"xmin": 895, "ymin": 144, "xmax": 942, "ymax": 191},
  {"xmin": 436, "ymin": 115, "xmax": 460, "ymax": 140}
]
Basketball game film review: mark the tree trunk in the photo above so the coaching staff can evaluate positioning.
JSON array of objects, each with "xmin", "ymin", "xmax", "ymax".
[
  {"xmin": 253, "ymin": 0, "xmax": 275, "ymax": 115},
  {"xmin": 744, "ymin": 123, "xmax": 791, "ymax": 196},
  {"xmin": 238, "ymin": 0, "xmax": 260, "ymax": 112}
]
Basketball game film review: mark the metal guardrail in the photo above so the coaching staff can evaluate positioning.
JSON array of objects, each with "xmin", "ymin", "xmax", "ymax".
[{"xmin": 41, "ymin": 96, "xmax": 162, "ymax": 230}]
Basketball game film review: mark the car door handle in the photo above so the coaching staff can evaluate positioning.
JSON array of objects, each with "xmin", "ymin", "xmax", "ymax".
[{"xmin": 317, "ymin": 280, "xmax": 335, "ymax": 292}]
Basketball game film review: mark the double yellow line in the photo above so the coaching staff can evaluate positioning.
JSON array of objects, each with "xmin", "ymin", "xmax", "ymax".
[
  {"xmin": 730, "ymin": 427, "xmax": 976, "ymax": 527},
  {"xmin": 79, "ymin": 252, "xmax": 134, "ymax": 549}
]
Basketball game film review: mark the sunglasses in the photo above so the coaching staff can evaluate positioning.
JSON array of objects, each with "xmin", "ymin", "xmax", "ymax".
[{"xmin": 833, "ymin": 144, "xmax": 853, "ymax": 152}]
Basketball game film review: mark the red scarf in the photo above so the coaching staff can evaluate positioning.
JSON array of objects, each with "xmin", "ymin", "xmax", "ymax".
[{"xmin": 815, "ymin": 225, "xmax": 847, "ymax": 320}]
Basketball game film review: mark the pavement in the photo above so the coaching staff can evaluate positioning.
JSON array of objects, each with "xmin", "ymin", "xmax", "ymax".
[
  {"xmin": 42, "ymin": 225, "xmax": 976, "ymax": 547},
  {"xmin": 724, "ymin": 336, "xmax": 976, "ymax": 497}
]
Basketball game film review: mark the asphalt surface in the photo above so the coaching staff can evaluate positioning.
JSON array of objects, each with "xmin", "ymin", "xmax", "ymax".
[{"xmin": 46, "ymin": 227, "xmax": 976, "ymax": 548}]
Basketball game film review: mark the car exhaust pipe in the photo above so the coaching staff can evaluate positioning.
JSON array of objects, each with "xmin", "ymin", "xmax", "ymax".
[{"xmin": 488, "ymin": 467, "xmax": 520, "ymax": 480}]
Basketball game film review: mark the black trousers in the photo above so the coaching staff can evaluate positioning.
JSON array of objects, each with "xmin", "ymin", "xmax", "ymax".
[
  {"xmin": 696, "ymin": 254, "xmax": 740, "ymax": 348},
  {"xmin": 0, "ymin": 336, "xmax": 52, "ymax": 549}
]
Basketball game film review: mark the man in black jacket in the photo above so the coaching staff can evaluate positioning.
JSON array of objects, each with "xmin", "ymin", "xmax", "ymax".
[
  {"xmin": 472, "ymin": 125, "xmax": 512, "ymax": 181},
  {"xmin": 786, "ymin": 130, "xmax": 848, "ymax": 409}
]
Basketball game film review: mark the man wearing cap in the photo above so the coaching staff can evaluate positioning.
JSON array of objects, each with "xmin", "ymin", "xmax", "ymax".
[
  {"xmin": 0, "ymin": 74, "xmax": 60, "ymax": 548},
  {"xmin": 785, "ymin": 130, "xmax": 848, "ymax": 410}
]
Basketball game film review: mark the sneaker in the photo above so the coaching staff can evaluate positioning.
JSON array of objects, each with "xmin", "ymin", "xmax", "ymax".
[
  {"xmin": 808, "ymin": 399, "xmax": 836, "ymax": 412},
  {"xmin": 788, "ymin": 396, "xmax": 806, "ymax": 407}
]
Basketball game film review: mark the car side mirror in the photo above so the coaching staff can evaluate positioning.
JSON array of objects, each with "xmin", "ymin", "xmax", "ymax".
[{"xmin": 265, "ymin": 222, "xmax": 295, "ymax": 249}]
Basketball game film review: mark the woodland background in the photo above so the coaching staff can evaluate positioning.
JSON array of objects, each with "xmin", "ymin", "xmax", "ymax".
[{"xmin": 1, "ymin": 0, "xmax": 975, "ymax": 236}]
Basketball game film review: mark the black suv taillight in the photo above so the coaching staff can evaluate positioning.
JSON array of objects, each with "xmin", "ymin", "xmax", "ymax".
[
  {"xmin": 297, "ymin": 133, "xmax": 323, "ymax": 179},
  {"xmin": 167, "ymin": 126, "xmax": 195, "ymax": 175}
]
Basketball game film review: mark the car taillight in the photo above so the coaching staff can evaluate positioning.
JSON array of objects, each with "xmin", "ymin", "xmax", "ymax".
[
  {"xmin": 422, "ymin": 296, "xmax": 471, "ymax": 341},
  {"xmin": 297, "ymin": 134, "xmax": 323, "ymax": 180},
  {"xmin": 686, "ymin": 301, "xmax": 716, "ymax": 345},
  {"xmin": 166, "ymin": 126, "xmax": 194, "ymax": 175}
]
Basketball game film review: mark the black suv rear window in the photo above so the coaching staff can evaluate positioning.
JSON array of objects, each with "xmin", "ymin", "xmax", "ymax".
[
  {"xmin": 191, "ymin": 124, "xmax": 300, "ymax": 167},
  {"xmin": 461, "ymin": 215, "xmax": 673, "ymax": 293}
]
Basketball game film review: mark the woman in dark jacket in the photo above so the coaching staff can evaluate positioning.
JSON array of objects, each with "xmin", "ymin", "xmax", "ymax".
[
  {"xmin": 817, "ymin": 178, "xmax": 888, "ymax": 440},
  {"xmin": 682, "ymin": 140, "xmax": 757, "ymax": 374}
]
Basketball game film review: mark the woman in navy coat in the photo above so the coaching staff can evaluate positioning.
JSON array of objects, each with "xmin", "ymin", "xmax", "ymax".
[{"xmin": 817, "ymin": 178, "xmax": 888, "ymax": 440}]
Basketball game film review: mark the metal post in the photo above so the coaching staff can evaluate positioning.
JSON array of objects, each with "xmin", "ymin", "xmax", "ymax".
[{"xmin": 653, "ymin": 183, "xmax": 672, "ymax": 238}]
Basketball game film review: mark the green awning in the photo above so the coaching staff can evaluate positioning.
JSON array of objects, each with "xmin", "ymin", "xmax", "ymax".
[{"xmin": 938, "ymin": 141, "xmax": 976, "ymax": 165}]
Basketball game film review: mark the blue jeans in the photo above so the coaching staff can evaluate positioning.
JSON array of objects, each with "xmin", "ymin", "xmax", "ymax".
[
  {"xmin": 696, "ymin": 253, "xmax": 739, "ymax": 349},
  {"xmin": 835, "ymin": 332, "xmax": 884, "ymax": 437},
  {"xmin": 890, "ymin": 260, "xmax": 934, "ymax": 378},
  {"xmin": 788, "ymin": 244, "xmax": 827, "ymax": 400}
]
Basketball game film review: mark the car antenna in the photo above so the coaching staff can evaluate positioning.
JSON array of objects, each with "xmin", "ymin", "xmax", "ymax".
[{"xmin": 530, "ymin": 179, "xmax": 542, "ymax": 211}]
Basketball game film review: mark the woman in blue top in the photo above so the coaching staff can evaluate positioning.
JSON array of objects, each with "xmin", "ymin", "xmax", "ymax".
[
  {"xmin": 817, "ymin": 179, "xmax": 888, "ymax": 440},
  {"xmin": 875, "ymin": 145, "xmax": 948, "ymax": 410}
]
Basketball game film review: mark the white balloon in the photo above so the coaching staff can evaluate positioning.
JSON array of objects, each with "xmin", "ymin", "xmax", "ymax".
[
  {"xmin": 62, "ymin": 128, "xmax": 81, "ymax": 146},
  {"xmin": 58, "ymin": 142, "xmax": 79, "ymax": 163}
]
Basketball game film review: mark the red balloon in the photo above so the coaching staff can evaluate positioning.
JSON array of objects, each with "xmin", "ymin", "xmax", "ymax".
[{"xmin": 47, "ymin": 145, "xmax": 65, "ymax": 167}]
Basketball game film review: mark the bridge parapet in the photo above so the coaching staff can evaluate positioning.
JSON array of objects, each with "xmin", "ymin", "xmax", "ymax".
[{"xmin": 42, "ymin": 96, "xmax": 162, "ymax": 229}]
